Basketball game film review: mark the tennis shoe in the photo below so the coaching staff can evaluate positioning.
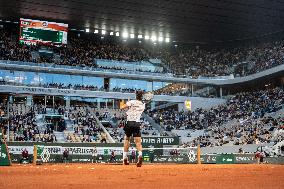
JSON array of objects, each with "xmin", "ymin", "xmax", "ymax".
[
  {"xmin": 123, "ymin": 158, "xmax": 129, "ymax": 165},
  {"xmin": 136, "ymin": 156, "xmax": 142, "ymax": 167}
]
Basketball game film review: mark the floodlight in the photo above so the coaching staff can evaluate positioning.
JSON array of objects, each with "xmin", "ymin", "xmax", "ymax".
[
  {"xmin": 122, "ymin": 32, "xmax": 128, "ymax": 38},
  {"xmin": 151, "ymin": 36, "xmax": 157, "ymax": 41}
]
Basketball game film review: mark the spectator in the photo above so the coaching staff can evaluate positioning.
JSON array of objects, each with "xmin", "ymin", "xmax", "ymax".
[
  {"xmin": 109, "ymin": 150, "xmax": 117, "ymax": 163},
  {"xmin": 100, "ymin": 132, "xmax": 107, "ymax": 143},
  {"xmin": 21, "ymin": 148, "xmax": 29, "ymax": 163},
  {"xmin": 92, "ymin": 145, "xmax": 98, "ymax": 163},
  {"xmin": 62, "ymin": 148, "xmax": 69, "ymax": 163}
]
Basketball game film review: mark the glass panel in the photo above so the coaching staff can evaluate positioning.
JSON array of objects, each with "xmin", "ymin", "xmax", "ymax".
[
  {"xmin": 110, "ymin": 78, "xmax": 148, "ymax": 91},
  {"xmin": 0, "ymin": 70, "xmax": 104, "ymax": 89},
  {"xmin": 82, "ymin": 76, "xmax": 104, "ymax": 88}
]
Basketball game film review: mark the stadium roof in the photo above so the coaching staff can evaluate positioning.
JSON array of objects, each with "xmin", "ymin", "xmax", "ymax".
[{"xmin": 1, "ymin": 0, "xmax": 284, "ymax": 43}]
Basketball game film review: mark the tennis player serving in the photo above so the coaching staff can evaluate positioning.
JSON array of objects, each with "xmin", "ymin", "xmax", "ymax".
[{"xmin": 120, "ymin": 91, "xmax": 145, "ymax": 167}]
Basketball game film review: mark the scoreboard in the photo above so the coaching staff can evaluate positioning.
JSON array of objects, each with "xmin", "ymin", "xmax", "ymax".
[{"xmin": 19, "ymin": 18, "xmax": 68, "ymax": 45}]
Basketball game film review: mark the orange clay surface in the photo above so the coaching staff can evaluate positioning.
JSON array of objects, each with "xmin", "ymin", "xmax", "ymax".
[{"xmin": 0, "ymin": 164, "xmax": 284, "ymax": 189}]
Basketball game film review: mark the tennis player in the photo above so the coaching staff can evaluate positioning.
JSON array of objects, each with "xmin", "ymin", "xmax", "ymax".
[{"xmin": 120, "ymin": 91, "xmax": 145, "ymax": 167}]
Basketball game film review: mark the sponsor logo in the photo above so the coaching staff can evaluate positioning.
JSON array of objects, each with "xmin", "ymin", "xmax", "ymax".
[
  {"xmin": 42, "ymin": 22, "xmax": 48, "ymax": 27},
  {"xmin": 187, "ymin": 150, "xmax": 197, "ymax": 162}
]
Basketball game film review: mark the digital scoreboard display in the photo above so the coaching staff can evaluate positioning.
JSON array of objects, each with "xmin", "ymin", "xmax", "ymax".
[{"xmin": 19, "ymin": 18, "xmax": 68, "ymax": 45}]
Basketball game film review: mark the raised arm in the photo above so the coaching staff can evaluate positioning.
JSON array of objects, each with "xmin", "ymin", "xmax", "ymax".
[
  {"xmin": 120, "ymin": 103, "xmax": 129, "ymax": 110},
  {"xmin": 120, "ymin": 99, "xmax": 131, "ymax": 110}
]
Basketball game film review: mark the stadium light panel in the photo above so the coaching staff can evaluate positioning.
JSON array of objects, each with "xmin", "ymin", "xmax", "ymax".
[
  {"xmin": 138, "ymin": 34, "xmax": 143, "ymax": 39},
  {"xmin": 116, "ymin": 32, "xmax": 120, "ymax": 36},
  {"xmin": 101, "ymin": 30, "xmax": 106, "ymax": 35},
  {"xmin": 145, "ymin": 35, "xmax": 150, "ymax": 40},
  {"xmin": 94, "ymin": 29, "xmax": 99, "ymax": 33},
  {"xmin": 165, "ymin": 38, "xmax": 170, "ymax": 43},
  {"xmin": 158, "ymin": 37, "xmax": 163, "ymax": 42},
  {"xmin": 122, "ymin": 32, "xmax": 129, "ymax": 38},
  {"xmin": 151, "ymin": 36, "xmax": 157, "ymax": 41},
  {"xmin": 85, "ymin": 28, "xmax": 90, "ymax": 33},
  {"xmin": 110, "ymin": 31, "xmax": 114, "ymax": 35},
  {"xmin": 130, "ymin": 33, "xmax": 135, "ymax": 38}
]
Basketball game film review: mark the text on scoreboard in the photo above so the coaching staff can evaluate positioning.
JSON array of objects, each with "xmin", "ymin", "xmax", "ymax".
[{"xmin": 19, "ymin": 18, "xmax": 68, "ymax": 45}]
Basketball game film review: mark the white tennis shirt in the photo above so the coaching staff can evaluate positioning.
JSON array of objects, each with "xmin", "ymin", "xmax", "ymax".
[{"xmin": 126, "ymin": 100, "xmax": 145, "ymax": 122}]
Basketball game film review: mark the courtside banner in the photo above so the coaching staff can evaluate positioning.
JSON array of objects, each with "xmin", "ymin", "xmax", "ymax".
[
  {"xmin": 152, "ymin": 155, "xmax": 195, "ymax": 164},
  {"xmin": 8, "ymin": 146, "xmax": 34, "ymax": 154},
  {"xmin": 0, "ymin": 129, "xmax": 11, "ymax": 166},
  {"xmin": 141, "ymin": 137, "xmax": 179, "ymax": 145},
  {"xmin": 0, "ymin": 144, "xmax": 10, "ymax": 165},
  {"xmin": 7, "ymin": 139, "xmax": 177, "ymax": 163}
]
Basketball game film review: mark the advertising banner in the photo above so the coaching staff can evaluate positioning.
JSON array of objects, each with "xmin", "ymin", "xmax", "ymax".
[
  {"xmin": 0, "ymin": 130, "xmax": 11, "ymax": 166},
  {"xmin": 216, "ymin": 154, "xmax": 235, "ymax": 164}
]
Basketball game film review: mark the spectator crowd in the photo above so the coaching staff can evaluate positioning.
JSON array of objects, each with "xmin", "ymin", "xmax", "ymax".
[
  {"xmin": 1, "ymin": 26, "xmax": 284, "ymax": 78},
  {"xmin": 150, "ymin": 87, "xmax": 284, "ymax": 147},
  {"xmin": 0, "ymin": 86, "xmax": 282, "ymax": 148},
  {"xmin": 2, "ymin": 104, "xmax": 57, "ymax": 142}
]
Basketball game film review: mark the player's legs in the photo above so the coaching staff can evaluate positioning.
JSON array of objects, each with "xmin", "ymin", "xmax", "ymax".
[
  {"xmin": 134, "ymin": 137, "xmax": 142, "ymax": 153},
  {"xmin": 132, "ymin": 122, "xmax": 143, "ymax": 167},
  {"xmin": 123, "ymin": 136, "xmax": 130, "ymax": 152},
  {"xmin": 134, "ymin": 136, "xmax": 143, "ymax": 167},
  {"xmin": 123, "ymin": 135, "xmax": 130, "ymax": 165}
]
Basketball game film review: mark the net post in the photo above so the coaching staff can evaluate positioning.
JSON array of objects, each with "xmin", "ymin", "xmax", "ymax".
[
  {"xmin": 33, "ymin": 145, "xmax": 37, "ymax": 165},
  {"xmin": 197, "ymin": 144, "xmax": 201, "ymax": 164}
]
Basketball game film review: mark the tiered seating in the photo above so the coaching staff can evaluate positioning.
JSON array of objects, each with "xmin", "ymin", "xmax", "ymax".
[
  {"xmin": 1, "ymin": 26, "xmax": 284, "ymax": 78},
  {"xmin": 65, "ymin": 106, "xmax": 105, "ymax": 143},
  {"xmin": 149, "ymin": 87, "xmax": 284, "ymax": 147}
]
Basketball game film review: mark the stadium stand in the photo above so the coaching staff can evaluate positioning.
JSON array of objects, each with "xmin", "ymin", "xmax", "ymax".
[
  {"xmin": 0, "ymin": 86, "xmax": 283, "ymax": 145},
  {"xmin": 1, "ymin": 2, "xmax": 284, "ymax": 189},
  {"xmin": 65, "ymin": 106, "xmax": 105, "ymax": 143},
  {"xmin": 149, "ymin": 87, "xmax": 284, "ymax": 146},
  {"xmin": 3, "ymin": 104, "xmax": 57, "ymax": 142},
  {"xmin": 1, "ymin": 26, "xmax": 284, "ymax": 78}
]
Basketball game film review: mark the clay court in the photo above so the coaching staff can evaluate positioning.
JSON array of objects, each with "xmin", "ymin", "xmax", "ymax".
[{"xmin": 1, "ymin": 164, "xmax": 284, "ymax": 189}]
